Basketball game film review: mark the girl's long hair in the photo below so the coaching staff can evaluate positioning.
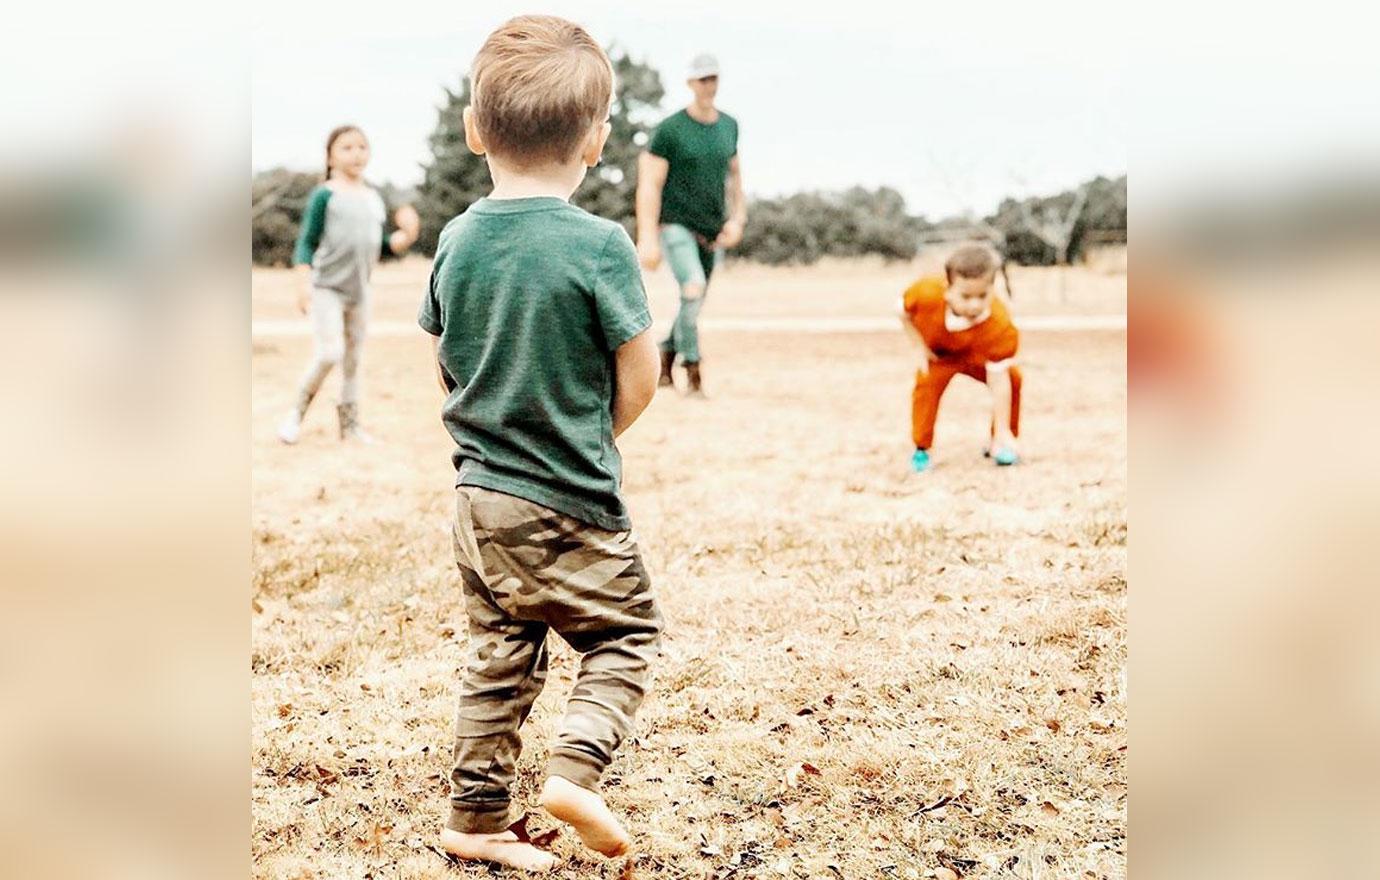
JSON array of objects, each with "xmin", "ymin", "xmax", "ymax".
[{"xmin": 323, "ymin": 124, "xmax": 365, "ymax": 181}]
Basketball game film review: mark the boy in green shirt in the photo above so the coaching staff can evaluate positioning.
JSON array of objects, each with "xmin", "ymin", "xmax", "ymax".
[{"xmin": 418, "ymin": 15, "xmax": 662, "ymax": 873}]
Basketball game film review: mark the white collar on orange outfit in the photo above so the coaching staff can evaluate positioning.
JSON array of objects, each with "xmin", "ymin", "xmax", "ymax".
[{"xmin": 944, "ymin": 305, "xmax": 991, "ymax": 332}]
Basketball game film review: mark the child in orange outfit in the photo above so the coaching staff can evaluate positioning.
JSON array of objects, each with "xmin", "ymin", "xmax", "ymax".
[{"xmin": 900, "ymin": 243, "xmax": 1021, "ymax": 471}]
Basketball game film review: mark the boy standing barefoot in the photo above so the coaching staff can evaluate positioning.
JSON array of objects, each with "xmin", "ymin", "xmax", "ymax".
[{"xmin": 418, "ymin": 16, "xmax": 663, "ymax": 872}]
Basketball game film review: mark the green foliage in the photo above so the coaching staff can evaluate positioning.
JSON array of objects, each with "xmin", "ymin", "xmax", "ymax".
[
  {"xmin": 986, "ymin": 175, "xmax": 1126, "ymax": 265},
  {"xmin": 251, "ymin": 168, "xmax": 320, "ymax": 266},
  {"xmin": 572, "ymin": 51, "xmax": 665, "ymax": 237},
  {"xmin": 251, "ymin": 34, "xmax": 1124, "ymax": 271},
  {"xmin": 735, "ymin": 187, "xmax": 921, "ymax": 265},
  {"xmin": 412, "ymin": 48, "xmax": 664, "ymax": 255}
]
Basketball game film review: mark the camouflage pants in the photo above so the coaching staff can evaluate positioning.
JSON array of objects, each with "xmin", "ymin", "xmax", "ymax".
[{"xmin": 446, "ymin": 486, "xmax": 663, "ymax": 834}]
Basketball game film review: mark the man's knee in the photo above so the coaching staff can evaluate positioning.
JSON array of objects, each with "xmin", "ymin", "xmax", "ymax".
[{"xmin": 682, "ymin": 282, "xmax": 705, "ymax": 301}]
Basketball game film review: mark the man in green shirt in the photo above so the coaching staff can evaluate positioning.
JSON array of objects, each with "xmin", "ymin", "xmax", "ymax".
[{"xmin": 636, "ymin": 52, "xmax": 747, "ymax": 397}]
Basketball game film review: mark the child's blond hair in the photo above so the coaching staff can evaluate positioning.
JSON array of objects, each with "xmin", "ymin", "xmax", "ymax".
[{"xmin": 470, "ymin": 15, "xmax": 614, "ymax": 165}]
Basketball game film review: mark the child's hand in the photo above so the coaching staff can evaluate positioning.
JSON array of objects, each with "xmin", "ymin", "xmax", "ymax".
[
  {"xmin": 637, "ymin": 237, "xmax": 662, "ymax": 270},
  {"xmin": 295, "ymin": 285, "xmax": 311, "ymax": 316},
  {"xmin": 394, "ymin": 204, "xmax": 420, "ymax": 241},
  {"xmin": 715, "ymin": 219, "xmax": 744, "ymax": 249}
]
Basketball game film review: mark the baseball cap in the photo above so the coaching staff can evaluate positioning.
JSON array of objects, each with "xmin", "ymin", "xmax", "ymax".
[{"xmin": 687, "ymin": 53, "xmax": 720, "ymax": 79}]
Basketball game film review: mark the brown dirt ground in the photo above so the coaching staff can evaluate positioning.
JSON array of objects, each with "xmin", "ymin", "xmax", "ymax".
[{"xmin": 252, "ymin": 258, "xmax": 1126, "ymax": 879}]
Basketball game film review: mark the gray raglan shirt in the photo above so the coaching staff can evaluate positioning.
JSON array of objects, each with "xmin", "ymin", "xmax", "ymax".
[{"xmin": 292, "ymin": 184, "xmax": 389, "ymax": 304}]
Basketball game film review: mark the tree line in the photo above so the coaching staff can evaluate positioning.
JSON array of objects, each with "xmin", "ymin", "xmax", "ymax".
[{"xmin": 252, "ymin": 52, "xmax": 1125, "ymax": 268}]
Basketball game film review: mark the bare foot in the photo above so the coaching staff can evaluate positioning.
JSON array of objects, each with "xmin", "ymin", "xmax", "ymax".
[
  {"xmin": 539, "ymin": 776, "xmax": 631, "ymax": 857},
  {"xmin": 439, "ymin": 828, "xmax": 558, "ymax": 872}
]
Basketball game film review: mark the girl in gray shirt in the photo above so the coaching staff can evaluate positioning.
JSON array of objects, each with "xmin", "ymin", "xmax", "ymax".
[{"xmin": 278, "ymin": 125, "xmax": 419, "ymax": 444}]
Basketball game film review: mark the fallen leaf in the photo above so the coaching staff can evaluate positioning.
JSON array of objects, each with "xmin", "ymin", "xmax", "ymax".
[
  {"xmin": 1045, "ymin": 719, "xmax": 1062, "ymax": 733},
  {"xmin": 508, "ymin": 814, "xmax": 560, "ymax": 848},
  {"xmin": 939, "ymin": 777, "xmax": 968, "ymax": 796},
  {"xmin": 352, "ymin": 820, "xmax": 393, "ymax": 856},
  {"xmin": 1041, "ymin": 801, "xmax": 1061, "ymax": 816}
]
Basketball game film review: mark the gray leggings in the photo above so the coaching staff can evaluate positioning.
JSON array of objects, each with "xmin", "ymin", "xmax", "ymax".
[{"xmin": 294, "ymin": 287, "xmax": 368, "ymax": 410}]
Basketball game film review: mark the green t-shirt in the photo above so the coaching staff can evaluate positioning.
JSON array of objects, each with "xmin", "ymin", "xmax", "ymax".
[
  {"xmin": 648, "ymin": 108, "xmax": 739, "ymax": 240},
  {"xmin": 418, "ymin": 197, "xmax": 652, "ymax": 531}
]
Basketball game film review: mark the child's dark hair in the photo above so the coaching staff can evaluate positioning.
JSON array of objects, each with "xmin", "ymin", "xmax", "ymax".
[
  {"xmin": 323, "ymin": 124, "xmax": 365, "ymax": 180},
  {"xmin": 944, "ymin": 243, "xmax": 1000, "ymax": 282}
]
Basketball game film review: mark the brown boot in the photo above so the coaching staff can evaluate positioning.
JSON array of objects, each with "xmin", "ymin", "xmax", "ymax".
[
  {"xmin": 658, "ymin": 349, "xmax": 676, "ymax": 388},
  {"xmin": 685, "ymin": 362, "xmax": 705, "ymax": 398}
]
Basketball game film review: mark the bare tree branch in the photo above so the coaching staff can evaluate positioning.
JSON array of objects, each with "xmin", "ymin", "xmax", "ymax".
[{"xmin": 1017, "ymin": 183, "xmax": 1090, "ymax": 263}]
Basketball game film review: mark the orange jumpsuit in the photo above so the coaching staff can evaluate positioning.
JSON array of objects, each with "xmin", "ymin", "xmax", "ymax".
[{"xmin": 902, "ymin": 276, "xmax": 1022, "ymax": 450}]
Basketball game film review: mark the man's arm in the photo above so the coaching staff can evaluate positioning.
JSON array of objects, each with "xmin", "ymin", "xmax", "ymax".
[
  {"xmin": 611, "ymin": 329, "xmax": 659, "ymax": 437},
  {"xmin": 716, "ymin": 155, "xmax": 747, "ymax": 248},
  {"xmin": 635, "ymin": 152, "xmax": 669, "ymax": 269}
]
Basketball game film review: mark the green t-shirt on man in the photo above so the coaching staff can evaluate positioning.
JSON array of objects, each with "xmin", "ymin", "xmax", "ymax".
[
  {"xmin": 418, "ymin": 197, "xmax": 652, "ymax": 531},
  {"xmin": 648, "ymin": 109, "xmax": 739, "ymax": 241}
]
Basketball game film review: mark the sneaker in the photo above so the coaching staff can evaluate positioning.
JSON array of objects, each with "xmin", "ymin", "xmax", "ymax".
[
  {"xmin": 992, "ymin": 446, "xmax": 1019, "ymax": 466},
  {"xmin": 277, "ymin": 411, "xmax": 302, "ymax": 445},
  {"xmin": 911, "ymin": 448, "xmax": 931, "ymax": 472}
]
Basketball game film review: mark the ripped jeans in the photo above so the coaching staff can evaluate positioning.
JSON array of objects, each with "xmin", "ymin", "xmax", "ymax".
[{"xmin": 657, "ymin": 223, "xmax": 722, "ymax": 365}]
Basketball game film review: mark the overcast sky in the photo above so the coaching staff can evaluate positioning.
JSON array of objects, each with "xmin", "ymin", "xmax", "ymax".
[{"xmin": 252, "ymin": 1, "xmax": 1128, "ymax": 217}]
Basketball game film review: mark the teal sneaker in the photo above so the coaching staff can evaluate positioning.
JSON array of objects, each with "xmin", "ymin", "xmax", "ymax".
[
  {"xmin": 992, "ymin": 446, "xmax": 1019, "ymax": 466},
  {"xmin": 911, "ymin": 448, "xmax": 931, "ymax": 472}
]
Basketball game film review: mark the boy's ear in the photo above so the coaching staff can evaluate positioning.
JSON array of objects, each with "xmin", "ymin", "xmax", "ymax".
[
  {"xmin": 462, "ymin": 107, "xmax": 486, "ymax": 156},
  {"xmin": 582, "ymin": 120, "xmax": 612, "ymax": 168}
]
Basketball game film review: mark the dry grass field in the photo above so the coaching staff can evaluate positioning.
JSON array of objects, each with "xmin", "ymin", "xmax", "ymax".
[{"xmin": 252, "ymin": 256, "xmax": 1126, "ymax": 879}]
